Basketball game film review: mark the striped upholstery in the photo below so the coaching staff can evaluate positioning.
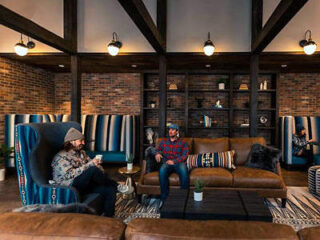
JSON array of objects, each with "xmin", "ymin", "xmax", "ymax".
[
  {"xmin": 81, "ymin": 115, "xmax": 136, "ymax": 162},
  {"xmin": 15, "ymin": 123, "xmax": 79, "ymax": 206},
  {"xmin": 281, "ymin": 116, "xmax": 320, "ymax": 165},
  {"xmin": 5, "ymin": 114, "xmax": 69, "ymax": 167}
]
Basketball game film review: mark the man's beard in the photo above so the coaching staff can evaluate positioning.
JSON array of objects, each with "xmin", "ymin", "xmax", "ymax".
[{"xmin": 74, "ymin": 144, "xmax": 85, "ymax": 154}]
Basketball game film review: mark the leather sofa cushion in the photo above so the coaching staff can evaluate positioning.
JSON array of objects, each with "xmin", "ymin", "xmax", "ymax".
[
  {"xmin": 126, "ymin": 218, "xmax": 298, "ymax": 240},
  {"xmin": 298, "ymin": 226, "xmax": 320, "ymax": 240},
  {"xmin": 190, "ymin": 168, "xmax": 233, "ymax": 187},
  {"xmin": 156, "ymin": 137, "xmax": 193, "ymax": 153},
  {"xmin": 193, "ymin": 137, "xmax": 229, "ymax": 154},
  {"xmin": 229, "ymin": 137, "xmax": 266, "ymax": 166},
  {"xmin": 232, "ymin": 166, "xmax": 283, "ymax": 189},
  {"xmin": 144, "ymin": 171, "xmax": 180, "ymax": 186},
  {"xmin": 0, "ymin": 212, "xmax": 125, "ymax": 240}
]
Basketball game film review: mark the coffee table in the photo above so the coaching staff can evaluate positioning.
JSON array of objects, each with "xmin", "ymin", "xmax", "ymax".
[{"xmin": 160, "ymin": 189, "xmax": 272, "ymax": 222}]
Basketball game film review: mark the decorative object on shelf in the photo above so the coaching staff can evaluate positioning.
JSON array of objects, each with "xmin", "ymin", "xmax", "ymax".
[
  {"xmin": 203, "ymin": 32, "xmax": 215, "ymax": 56},
  {"xmin": 204, "ymin": 115, "xmax": 212, "ymax": 127},
  {"xmin": 244, "ymin": 101, "xmax": 249, "ymax": 108},
  {"xmin": 260, "ymin": 83, "xmax": 264, "ymax": 90},
  {"xmin": 263, "ymin": 80, "xmax": 267, "ymax": 90},
  {"xmin": 240, "ymin": 119, "xmax": 249, "ymax": 127},
  {"xmin": 214, "ymin": 99, "xmax": 223, "ymax": 108},
  {"xmin": 217, "ymin": 78, "xmax": 227, "ymax": 90},
  {"xmin": 107, "ymin": 32, "xmax": 122, "ymax": 56},
  {"xmin": 258, "ymin": 100, "xmax": 263, "ymax": 108},
  {"xmin": 167, "ymin": 99, "xmax": 172, "ymax": 108},
  {"xmin": 195, "ymin": 97, "xmax": 204, "ymax": 108},
  {"xmin": 149, "ymin": 101, "xmax": 156, "ymax": 108},
  {"xmin": 239, "ymin": 83, "xmax": 248, "ymax": 90},
  {"xmin": 169, "ymin": 82, "xmax": 178, "ymax": 90},
  {"xmin": 259, "ymin": 116, "xmax": 268, "ymax": 126},
  {"xmin": 194, "ymin": 178, "xmax": 205, "ymax": 201},
  {"xmin": 126, "ymin": 153, "xmax": 134, "ymax": 170},
  {"xmin": 299, "ymin": 30, "xmax": 317, "ymax": 55}
]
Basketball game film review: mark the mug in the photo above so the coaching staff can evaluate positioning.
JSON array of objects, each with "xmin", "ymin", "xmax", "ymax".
[{"xmin": 95, "ymin": 154, "xmax": 103, "ymax": 162}]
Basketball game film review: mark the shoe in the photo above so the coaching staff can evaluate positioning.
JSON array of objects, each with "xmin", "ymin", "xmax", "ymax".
[{"xmin": 117, "ymin": 184, "xmax": 129, "ymax": 193}]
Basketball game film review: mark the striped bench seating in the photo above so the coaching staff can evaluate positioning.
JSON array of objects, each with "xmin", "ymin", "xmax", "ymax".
[
  {"xmin": 81, "ymin": 115, "xmax": 136, "ymax": 163},
  {"xmin": 281, "ymin": 116, "xmax": 320, "ymax": 166},
  {"xmin": 5, "ymin": 114, "xmax": 137, "ymax": 167}
]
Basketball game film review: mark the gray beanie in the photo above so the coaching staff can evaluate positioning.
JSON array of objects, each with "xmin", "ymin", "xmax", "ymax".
[{"xmin": 64, "ymin": 128, "xmax": 84, "ymax": 143}]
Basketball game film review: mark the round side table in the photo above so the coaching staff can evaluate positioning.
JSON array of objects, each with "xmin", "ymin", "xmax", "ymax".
[{"xmin": 118, "ymin": 166, "xmax": 140, "ymax": 199}]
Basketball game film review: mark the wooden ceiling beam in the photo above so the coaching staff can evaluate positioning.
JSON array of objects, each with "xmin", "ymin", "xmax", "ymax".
[
  {"xmin": 117, "ymin": 0, "xmax": 166, "ymax": 53},
  {"xmin": 0, "ymin": 5, "xmax": 75, "ymax": 54},
  {"xmin": 64, "ymin": 0, "xmax": 77, "ymax": 53},
  {"xmin": 252, "ymin": 0, "xmax": 308, "ymax": 54}
]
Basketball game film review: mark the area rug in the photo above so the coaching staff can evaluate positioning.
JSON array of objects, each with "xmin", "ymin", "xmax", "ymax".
[
  {"xmin": 115, "ymin": 187, "xmax": 320, "ymax": 231},
  {"xmin": 266, "ymin": 186, "xmax": 320, "ymax": 231}
]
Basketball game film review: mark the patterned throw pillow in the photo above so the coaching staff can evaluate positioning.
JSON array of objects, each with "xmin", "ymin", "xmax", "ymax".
[{"xmin": 187, "ymin": 150, "xmax": 236, "ymax": 170}]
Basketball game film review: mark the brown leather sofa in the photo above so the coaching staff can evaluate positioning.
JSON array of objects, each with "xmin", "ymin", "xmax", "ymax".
[
  {"xmin": 0, "ymin": 212, "xmax": 318, "ymax": 239},
  {"xmin": 138, "ymin": 137, "xmax": 287, "ymax": 206}
]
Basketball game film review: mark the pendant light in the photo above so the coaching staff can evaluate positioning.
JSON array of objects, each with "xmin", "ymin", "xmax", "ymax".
[
  {"xmin": 299, "ymin": 30, "xmax": 317, "ymax": 55},
  {"xmin": 14, "ymin": 34, "xmax": 28, "ymax": 56},
  {"xmin": 107, "ymin": 32, "xmax": 122, "ymax": 56},
  {"xmin": 203, "ymin": 32, "xmax": 215, "ymax": 56}
]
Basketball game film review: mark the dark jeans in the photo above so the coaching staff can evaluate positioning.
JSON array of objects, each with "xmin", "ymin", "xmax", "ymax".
[
  {"xmin": 72, "ymin": 166, "xmax": 117, "ymax": 217},
  {"xmin": 159, "ymin": 162, "xmax": 189, "ymax": 200}
]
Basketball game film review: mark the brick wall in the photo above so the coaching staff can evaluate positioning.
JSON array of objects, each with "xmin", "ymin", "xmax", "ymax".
[
  {"xmin": 0, "ymin": 57, "xmax": 55, "ymax": 143},
  {"xmin": 54, "ymin": 73, "xmax": 141, "ymax": 115},
  {"xmin": 279, "ymin": 73, "xmax": 320, "ymax": 116}
]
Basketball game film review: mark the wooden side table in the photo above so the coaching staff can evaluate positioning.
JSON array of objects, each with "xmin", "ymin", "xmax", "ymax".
[{"xmin": 118, "ymin": 166, "xmax": 140, "ymax": 199}]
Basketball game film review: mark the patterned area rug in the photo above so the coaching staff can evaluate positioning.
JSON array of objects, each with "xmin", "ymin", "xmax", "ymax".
[
  {"xmin": 115, "ymin": 187, "xmax": 320, "ymax": 231},
  {"xmin": 266, "ymin": 186, "xmax": 320, "ymax": 231}
]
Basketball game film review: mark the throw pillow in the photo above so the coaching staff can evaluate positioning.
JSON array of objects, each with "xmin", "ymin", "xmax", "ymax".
[
  {"xmin": 245, "ymin": 144, "xmax": 281, "ymax": 174},
  {"xmin": 187, "ymin": 150, "xmax": 236, "ymax": 170},
  {"xmin": 145, "ymin": 146, "xmax": 162, "ymax": 173}
]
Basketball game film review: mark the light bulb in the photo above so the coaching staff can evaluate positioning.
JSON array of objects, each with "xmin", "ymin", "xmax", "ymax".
[
  {"xmin": 108, "ymin": 44, "xmax": 119, "ymax": 56},
  {"xmin": 304, "ymin": 42, "xmax": 317, "ymax": 55},
  {"xmin": 14, "ymin": 42, "xmax": 28, "ymax": 56},
  {"xmin": 204, "ymin": 44, "xmax": 215, "ymax": 56}
]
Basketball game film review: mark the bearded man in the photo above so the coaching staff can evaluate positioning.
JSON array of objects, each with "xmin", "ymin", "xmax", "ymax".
[{"xmin": 52, "ymin": 127, "xmax": 117, "ymax": 217}]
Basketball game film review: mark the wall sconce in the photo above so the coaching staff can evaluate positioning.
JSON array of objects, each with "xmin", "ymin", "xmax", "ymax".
[
  {"xmin": 107, "ymin": 32, "xmax": 122, "ymax": 56},
  {"xmin": 203, "ymin": 32, "xmax": 215, "ymax": 56},
  {"xmin": 14, "ymin": 33, "xmax": 28, "ymax": 56},
  {"xmin": 299, "ymin": 30, "xmax": 317, "ymax": 55},
  {"xmin": 14, "ymin": 34, "xmax": 36, "ymax": 56}
]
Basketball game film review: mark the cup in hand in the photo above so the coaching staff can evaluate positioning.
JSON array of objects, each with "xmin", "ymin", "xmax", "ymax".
[{"xmin": 95, "ymin": 154, "xmax": 103, "ymax": 163}]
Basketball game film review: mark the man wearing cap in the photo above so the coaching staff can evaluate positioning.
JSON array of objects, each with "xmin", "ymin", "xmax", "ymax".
[
  {"xmin": 52, "ymin": 127, "xmax": 117, "ymax": 217},
  {"xmin": 292, "ymin": 124, "xmax": 317, "ymax": 164},
  {"xmin": 155, "ymin": 124, "xmax": 189, "ymax": 202}
]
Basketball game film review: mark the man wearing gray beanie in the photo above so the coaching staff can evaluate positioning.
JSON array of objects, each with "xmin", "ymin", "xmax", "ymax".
[{"xmin": 52, "ymin": 127, "xmax": 117, "ymax": 217}]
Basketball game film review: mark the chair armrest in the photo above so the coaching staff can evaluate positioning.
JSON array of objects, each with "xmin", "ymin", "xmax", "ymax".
[{"xmin": 276, "ymin": 162, "xmax": 287, "ymax": 190}]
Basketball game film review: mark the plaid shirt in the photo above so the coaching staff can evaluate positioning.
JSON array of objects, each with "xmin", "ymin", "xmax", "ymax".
[{"xmin": 156, "ymin": 138, "xmax": 189, "ymax": 164}]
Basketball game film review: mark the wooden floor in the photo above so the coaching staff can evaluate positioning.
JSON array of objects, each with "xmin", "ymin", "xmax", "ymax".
[{"xmin": 0, "ymin": 166, "xmax": 308, "ymax": 214}]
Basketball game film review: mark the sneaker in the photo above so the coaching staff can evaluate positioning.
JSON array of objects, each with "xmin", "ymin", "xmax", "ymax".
[{"xmin": 117, "ymin": 184, "xmax": 129, "ymax": 193}]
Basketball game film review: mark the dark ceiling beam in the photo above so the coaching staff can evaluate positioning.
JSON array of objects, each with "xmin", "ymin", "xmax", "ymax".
[
  {"xmin": 117, "ymin": 0, "xmax": 166, "ymax": 53},
  {"xmin": 64, "ymin": 0, "xmax": 77, "ymax": 53},
  {"xmin": 0, "ymin": 4, "xmax": 75, "ymax": 54},
  {"xmin": 157, "ymin": 0, "xmax": 167, "ymax": 42},
  {"xmin": 252, "ymin": 0, "xmax": 308, "ymax": 54},
  {"xmin": 251, "ymin": 0, "xmax": 262, "ymax": 44}
]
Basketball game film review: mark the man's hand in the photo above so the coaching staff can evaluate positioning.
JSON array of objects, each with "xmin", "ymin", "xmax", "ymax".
[
  {"xmin": 92, "ymin": 158, "xmax": 102, "ymax": 165},
  {"xmin": 308, "ymin": 139, "xmax": 317, "ymax": 143},
  {"xmin": 155, "ymin": 153, "xmax": 163, "ymax": 163},
  {"xmin": 166, "ymin": 160, "xmax": 174, "ymax": 165}
]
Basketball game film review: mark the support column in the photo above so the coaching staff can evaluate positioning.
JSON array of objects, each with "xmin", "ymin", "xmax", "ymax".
[
  {"xmin": 71, "ymin": 55, "xmax": 81, "ymax": 123},
  {"xmin": 159, "ymin": 54, "xmax": 167, "ymax": 137}
]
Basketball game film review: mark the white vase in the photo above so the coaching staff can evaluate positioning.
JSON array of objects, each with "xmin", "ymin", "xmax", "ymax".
[
  {"xmin": 0, "ymin": 168, "xmax": 5, "ymax": 181},
  {"xmin": 127, "ymin": 163, "xmax": 133, "ymax": 170},
  {"xmin": 194, "ymin": 191, "xmax": 203, "ymax": 201},
  {"xmin": 218, "ymin": 83, "xmax": 225, "ymax": 90}
]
